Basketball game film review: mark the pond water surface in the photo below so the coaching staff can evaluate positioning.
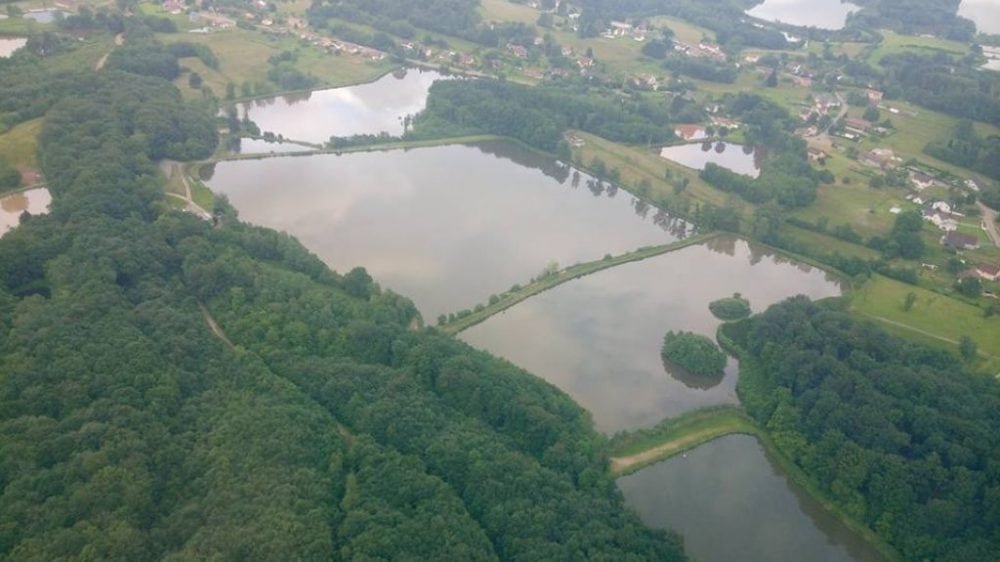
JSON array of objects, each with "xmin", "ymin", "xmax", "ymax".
[
  {"xmin": 746, "ymin": 0, "xmax": 861, "ymax": 29},
  {"xmin": 0, "ymin": 37, "xmax": 27, "ymax": 58},
  {"xmin": 460, "ymin": 236, "xmax": 841, "ymax": 433},
  {"xmin": 660, "ymin": 141, "xmax": 762, "ymax": 177},
  {"xmin": 1, "ymin": 187, "xmax": 51, "ymax": 235},
  {"xmin": 235, "ymin": 69, "xmax": 445, "ymax": 144},
  {"xmin": 204, "ymin": 141, "xmax": 683, "ymax": 320},
  {"xmin": 959, "ymin": 0, "xmax": 1000, "ymax": 35},
  {"xmin": 23, "ymin": 10, "xmax": 68, "ymax": 23},
  {"xmin": 618, "ymin": 434, "xmax": 887, "ymax": 562},
  {"xmin": 232, "ymin": 137, "xmax": 316, "ymax": 155}
]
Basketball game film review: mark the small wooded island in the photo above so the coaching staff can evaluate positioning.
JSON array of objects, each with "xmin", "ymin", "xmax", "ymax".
[
  {"xmin": 708, "ymin": 293, "xmax": 752, "ymax": 321},
  {"xmin": 661, "ymin": 331, "xmax": 727, "ymax": 376}
]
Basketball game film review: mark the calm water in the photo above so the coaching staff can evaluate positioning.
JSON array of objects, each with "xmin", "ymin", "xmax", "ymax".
[
  {"xmin": 960, "ymin": 0, "xmax": 1000, "ymax": 35},
  {"xmin": 0, "ymin": 37, "xmax": 26, "ymax": 58},
  {"xmin": 660, "ymin": 141, "xmax": 762, "ymax": 178},
  {"xmin": 205, "ymin": 141, "xmax": 683, "ymax": 320},
  {"xmin": 746, "ymin": 0, "xmax": 860, "ymax": 29},
  {"xmin": 618, "ymin": 435, "xmax": 887, "ymax": 562},
  {"xmin": 233, "ymin": 137, "xmax": 315, "ymax": 154},
  {"xmin": 460, "ymin": 236, "xmax": 841, "ymax": 433},
  {"xmin": 1, "ymin": 188, "xmax": 51, "ymax": 235},
  {"xmin": 235, "ymin": 69, "xmax": 445, "ymax": 144}
]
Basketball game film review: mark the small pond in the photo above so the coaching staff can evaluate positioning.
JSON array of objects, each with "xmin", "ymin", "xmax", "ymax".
[
  {"xmin": 660, "ymin": 141, "xmax": 762, "ymax": 178},
  {"xmin": 235, "ymin": 69, "xmax": 446, "ymax": 144},
  {"xmin": 460, "ymin": 236, "xmax": 841, "ymax": 433},
  {"xmin": 0, "ymin": 37, "xmax": 27, "ymax": 58},
  {"xmin": 232, "ymin": 137, "xmax": 316, "ymax": 155},
  {"xmin": 23, "ymin": 10, "xmax": 68, "ymax": 24},
  {"xmin": 618, "ymin": 434, "xmax": 887, "ymax": 562},
  {"xmin": 746, "ymin": 0, "xmax": 861, "ymax": 30},
  {"xmin": 1, "ymin": 187, "xmax": 51, "ymax": 235}
]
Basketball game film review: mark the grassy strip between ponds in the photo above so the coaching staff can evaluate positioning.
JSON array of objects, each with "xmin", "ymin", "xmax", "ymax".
[
  {"xmin": 214, "ymin": 135, "xmax": 505, "ymax": 162},
  {"xmin": 608, "ymin": 405, "xmax": 759, "ymax": 477},
  {"xmin": 438, "ymin": 232, "xmax": 722, "ymax": 335}
]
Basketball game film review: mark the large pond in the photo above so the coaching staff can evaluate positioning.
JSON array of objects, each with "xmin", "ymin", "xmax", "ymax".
[
  {"xmin": 235, "ymin": 69, "xmax": 445, "ymax": 144},
  {"xmin": 1, "ymin": 187, "xmax": 51, "ymax": 236},
  {"xmin": 619, "ymin": 435, "xmax": 887, "ymax": 562},
  {"xmin": 660, "ymin": 141, "xmax": 762, "ymax": 178},
  {"xmin": 460, "ymin": 236, "xmax": 841, "ymax": 433},
  {"xmin": 746, "ymin": 0, "xmax": 861, "ymax": 30},
  {"xmin": 204, "ymin": 141, "xmax": 684, "ymax": 320},
  {"xmin": 0, "ymin": 37, "xmax": 27, "ymax": 58},
  {"xmin": 959, "ymin": 0, "xmax": 1000, "ymax": 35}
]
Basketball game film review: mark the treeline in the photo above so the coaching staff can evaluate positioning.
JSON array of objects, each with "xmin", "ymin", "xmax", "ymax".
[
  {"xmin": 412, "ymin": 79, "xmax": 675, "ymax": 152},
  {"xmin": 877, "ymin": 52, "xmax": 1000, "ymax": 124},
  {"xmin": 723, "ymin": 297, "xmax": 1000, "ymax": 562},
  {"xmin": 0, "ymin": 45, "xmax": 687, "ymax": 561},
  {"xmin": 660, "ymin": 54, "xmax": 738, "ymax": 83},
  {"xmin": 308, "ymin": 0, "xmax": 533, "ymax": 48},
  {"xmin": 575, "ymin": 0, "xmax": 788, "ymax": 49},
  {"xmin": 849, "ymin": 0, "xmax": 975, "ymax": 40},
  {"xmin": 924, "ymin": 120, "xmax": 1000, "ymax": 180}
]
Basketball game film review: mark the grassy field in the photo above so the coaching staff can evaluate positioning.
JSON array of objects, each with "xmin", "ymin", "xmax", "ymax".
[
  {"xmin": 851, "ymin": 275, "xmax": 1000, "ymax": 368},
  {"xmin": 570, "ymin": 130, "xmax": 746, "ymax": 212},
  {"xmin": 0, "ymin": 118, "xmax": 41, "ymax": 170},
  {"xmin": 479, "ymin": 0, "xmax": 539, "ymax": 25},
  {"xmin": 866, "ymin": 29, "xmax": 968, "ymax": 65},
  {"xmin": 779, "ymin": 224, "xmax": 881, "ymax": 260}
]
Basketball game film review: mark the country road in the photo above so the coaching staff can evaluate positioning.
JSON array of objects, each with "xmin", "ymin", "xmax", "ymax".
[{"xmin": 978, "ymin": 202, "xmax": 1000, "ymax": 248}]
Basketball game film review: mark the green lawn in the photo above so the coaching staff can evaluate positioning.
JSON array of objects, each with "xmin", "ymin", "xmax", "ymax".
[
  {"xmin": 479, "ymin": 0, "xmax": 539, "ymax": 25},
  {"xmin": 851, "ymin": 275, "xmax": 1000, "ymax": 365},
  {"xmin": 866, "ymin": 30, "xmax": 968, "ymax": 65},
  {"xmin": 0, "ymin": 118, "xmax": 41, "ymax": 170}
]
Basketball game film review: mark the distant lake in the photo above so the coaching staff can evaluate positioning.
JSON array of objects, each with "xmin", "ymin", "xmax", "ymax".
[
  {"xmin": 618, "ymin": 435, "xmax": 887, "ymax": 562},
  {"xmin": 746, "ymin": 0, "xmax": 860, "ymax": 30},
  {"xmin": 959, "ymin": 0, "xmax": 1000, "ymax": 35},
  {"xmin": 0, "ymin": 37, "xmax": 27, "ymax": 58},
  {"xmin": 660, "ymin": 141, "xmax": 763, "ymax": 178},
  {"xmin": 235, "ymin": 69, "xmax": 446, "ymax": 144},
  {"xmin": 1, "ymin": 188, "xmax": 51, "ymax": 236},
  {"xmin": 204, "ymin": 141, "xmax": 683, "ymax": 320},
  {"xmin": 460, "ymin": 237, "xmax": 841, "ymax": 433}
]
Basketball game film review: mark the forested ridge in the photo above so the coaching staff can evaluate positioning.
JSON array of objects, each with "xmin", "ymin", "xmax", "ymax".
[
  {"xmin": 722, "ymin": 298, "xmax": 1000, "ymax": 562},
  {"xmin": 0, "ymin": 50, "xmax": 686, "ymax": 561}
]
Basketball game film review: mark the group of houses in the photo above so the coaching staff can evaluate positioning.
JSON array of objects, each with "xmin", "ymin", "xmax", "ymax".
[
  {"xmin": 602, "ymin": 20, "xmax": 648, "ymax": 41},
  {"xmin": 672, "ymin": 40, "xmax": 726, "ymax": 62}
]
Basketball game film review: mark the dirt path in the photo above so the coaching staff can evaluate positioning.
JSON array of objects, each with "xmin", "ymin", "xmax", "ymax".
[
  {"xmin": 977, "ymin": 202, "xmax": 1000, "ymax": 248},
  {"xmin": 610, "ymin": 426, "xmax": 750, "ymax": 475},
  {"xmin": 199, "ymin": 303, "xmax": 235, "ymax": 350},
  {"xmin": 95, "ymin": 33, "xmax": 124, "ymax": 71}
]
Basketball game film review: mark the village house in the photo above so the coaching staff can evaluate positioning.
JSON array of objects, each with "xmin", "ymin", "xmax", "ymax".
[
  {"xmin": 858, "ymin": 148, "xmax": 898, "ymax": 170},
  {"xmin": 807, "ymin": 147, "xmax": 828, "ymax": 163},
  {"xmin": 710, "ymin": 116, "xmax": 740, "ymax": 129},
  {"xmin": 941, "ymin": 231, "xmax": 980, "ymax": 250},
  {"xmin": 507, "ymin": 44, "xmax": 528, "ymax": 58},
  {"xmin": 609, "ymin": 21, "xmax": 633, "ymax": 37},
  {"xmin": 909, "ymin": 171, "xmax": 936, "ymax": 191},
  {"xmin": 976, "ymin": 263, "xmax": 1000, "ymax": 281},
  {"xmin": 866, "ymin": 89, "xmax": 884, "ymax": 105},
  {"xmin": 843, "ymin": 117, "xmax": 872, "ymax": 136},
  {"xmin": 924, "ymin": 209, "xmax": 958, "ymax": 232}
]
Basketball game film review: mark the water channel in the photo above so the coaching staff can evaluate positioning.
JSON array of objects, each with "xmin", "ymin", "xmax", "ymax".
[
  {"xmin": 235, "ymin": 69, "xmax": 446, "ymax": 144},
  {"xmin": 746, "ymin": 0, "xmax": 861, "ymax": 30}
]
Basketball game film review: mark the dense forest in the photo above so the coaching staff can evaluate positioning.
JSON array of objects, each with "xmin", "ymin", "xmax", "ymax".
[
  {"xmin": 876, "ymin": 52, "xmax": 1000, "ymax": 124},
  {"xmin": 722, "ymin": 297, "xmax": 1000, "ymax": 562},
  {"xmin": 849, "ymin": 0, "xmax": 975, "ymax": 39},
  {"xmin": 0, "ymin": 37, "xmax": 687, "ymax": 561},
  {"xmin": 412, "ymin": 79, "xmax": 675, "ymax": 152}
]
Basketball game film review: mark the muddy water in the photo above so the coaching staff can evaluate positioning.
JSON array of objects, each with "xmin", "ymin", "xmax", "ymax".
[
  {"xmin": 459, "ymin": 236, "xmax": 841, "ymax": 433},
  {"xmin": 204, "ymin": 140, "xmax": 684, "ymax": 320},
  {"xmin": 618, "ymin": 435, "xmax": 887, "ymax": 562},
  {"xmin": 1, "ymin": 187, "xmax": 51, "ymax": 235},
  {"xmin": 235, "ymin": 69, "xmax": 446, "ymax": 144},
  {"xmin": 660, "ymin": 141, "xmax": 763, "ymax": 178}
]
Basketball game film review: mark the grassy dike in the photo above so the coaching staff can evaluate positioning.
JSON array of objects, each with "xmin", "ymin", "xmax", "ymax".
[{"xmin": 437, "ymin": 232, "xmax": 722, "ymax": 335}]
